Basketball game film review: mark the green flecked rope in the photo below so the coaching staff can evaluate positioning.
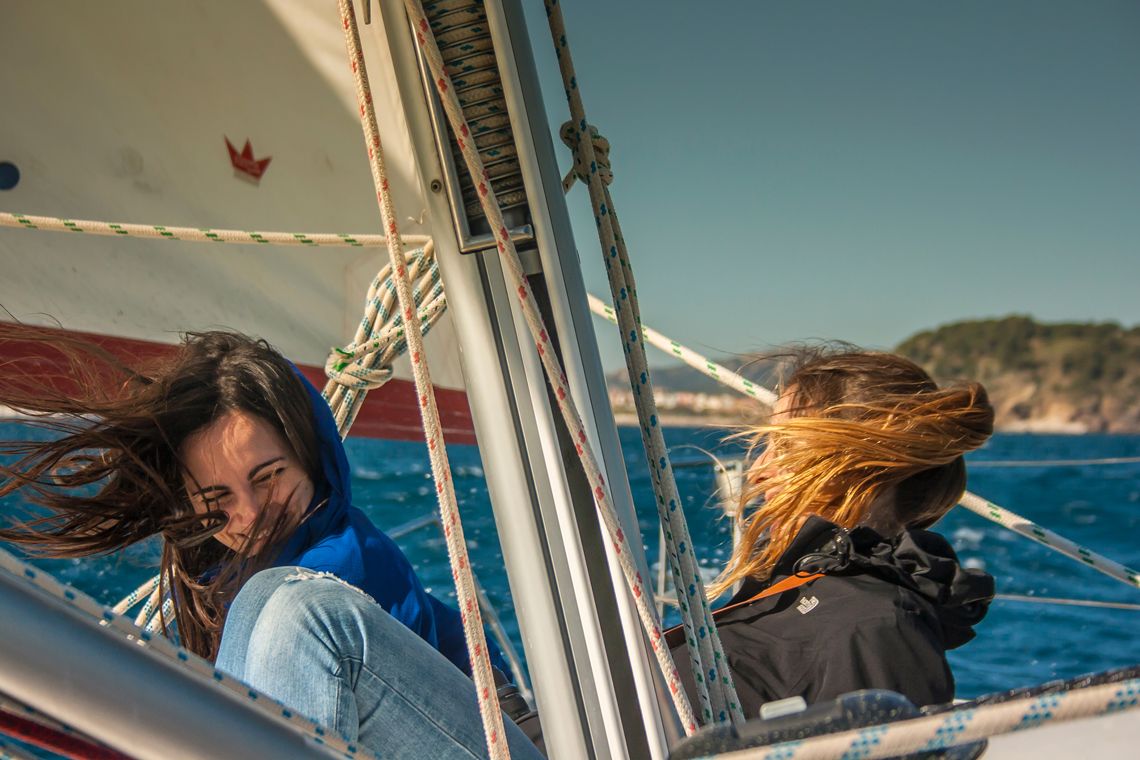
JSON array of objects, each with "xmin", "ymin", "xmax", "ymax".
[
  {"xmin": 546, "ymin": 0, "xmax": 743, "ymax": 728},
  {"xmin": 587, "ymin": 294, "xmax": 778, "ymax": 407},
  {"xmin": 321, "ymin": 243, "xmax": 446, "ymax": 436},
  {"xmin": 959, "ymin": 492, "xmax": 1140, "ymax": 589},
  {"xmin": 0, "ymin": 211, "xmax": 430, "ymax": 248}
]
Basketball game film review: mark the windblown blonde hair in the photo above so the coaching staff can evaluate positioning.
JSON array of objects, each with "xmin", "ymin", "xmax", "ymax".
[{"xmin": 708, "ymin": 348, "xmax": 994, "ymax": 598}]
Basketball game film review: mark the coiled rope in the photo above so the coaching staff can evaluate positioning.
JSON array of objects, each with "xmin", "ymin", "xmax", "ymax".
[
  {"xmin": 586, "ymin": 297, "xmax": 1140, "ymax": 591},
  {"xmin": 321, "ymin": 243, "xmax": 446, "ymax": 434},
  {"xmin": 0, "ymin": 211, "xmax": 429, "ymax": 248},
  {"xmin": 709, "ymin": 676, "xmax": 1140, "ymax": 760},
  {"xmin": 336, "ymin": 2, "xmax": 507, "ymax": 757},
  {"xmin": 403, "ymin": 0, "xmax": 699, "ymax": 734},
  {"xmin": 547, "ymin": 1, "xmax": 744, "ymax": 726}
]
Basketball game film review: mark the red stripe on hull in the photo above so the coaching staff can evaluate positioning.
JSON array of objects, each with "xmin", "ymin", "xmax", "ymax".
[{"xmin": 0, "ymin": 325, "xmax": 475, "ymax": 444}]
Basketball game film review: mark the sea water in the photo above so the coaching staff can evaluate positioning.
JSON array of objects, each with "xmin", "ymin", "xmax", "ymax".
[{"xmin": 2, "ymin": 423, "xmax": 1138, "ymax": 701}]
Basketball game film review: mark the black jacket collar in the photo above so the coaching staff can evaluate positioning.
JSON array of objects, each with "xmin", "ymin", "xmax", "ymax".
[{"xmin": 727, "ymin": 516, "xmax": 993, "ymax": 648}]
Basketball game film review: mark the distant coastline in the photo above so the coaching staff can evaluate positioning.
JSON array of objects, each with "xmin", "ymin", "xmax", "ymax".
[
  {"xmin": 612, "ymin": 410, "xmax": 1103, "ymax": 434},
  {"xmin": 607, "ymin": 315, "xmax": 1140, "ymax": 434},
  {"xmin": 611, "ymin": 411, "xmax": 751, "ymax": 430}
]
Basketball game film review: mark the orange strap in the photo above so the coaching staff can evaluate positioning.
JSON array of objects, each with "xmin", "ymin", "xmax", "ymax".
[
  {"xmin": 663, "ymin": 572, "xmax": 823, "ymax": 647},
  {"xmin": 711, "ymin": 572, "xmax": 824, "ymax": 619}
]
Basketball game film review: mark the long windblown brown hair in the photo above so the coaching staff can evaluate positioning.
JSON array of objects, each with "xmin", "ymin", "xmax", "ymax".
[
  {"xmin": 0, "ymin": 325, "xmax": 322, "ymax": 659},
  {"xmin": 708, "ymin": 347, "xmax": 994, "ymax": 597}
]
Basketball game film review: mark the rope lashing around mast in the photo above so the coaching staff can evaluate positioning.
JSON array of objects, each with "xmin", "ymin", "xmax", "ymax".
[
  {"xmin": 547, "ymin": 2, "xmax": 744, "ymax": 726},
  {"xmin": 337, "ymin": 2, "xmax": 508, "ymax": 758},
  {"xmin": 0, "ymin": 211, "xmax": 429, "ymax": 249},
  {"xmin": 586, "ymin": 299, "xmax": 1140, "ymax": 591},
  {"xmin": 709, "ymin": 677, "xmax": 1140, "ymax": 760},
  {"xmin": 403, "ymin": 0, "xmax": 699, "ymax": 735},
  {"xmin": 0, "ymin": 548, "xmax": 377, "ymax": 759}
]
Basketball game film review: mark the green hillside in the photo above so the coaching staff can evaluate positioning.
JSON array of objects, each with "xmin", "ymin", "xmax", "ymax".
[{"xmin": 895, "ymin": 316, "xmax": 1140, "ymax": 433}]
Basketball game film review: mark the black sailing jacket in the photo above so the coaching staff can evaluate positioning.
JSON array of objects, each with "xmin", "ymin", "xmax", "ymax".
[{"xmin": 669, "ymin": 516, "xmax": 994, "ymax": 718}]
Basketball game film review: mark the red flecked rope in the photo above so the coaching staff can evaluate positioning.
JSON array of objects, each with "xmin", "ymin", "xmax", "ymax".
[
  {"xmin": 335, "ymin": 2, "xmax": 509, "ymax": 757},
  {"xmin": 401, "ymin": 0, "xmax": 698, "ymax": 735}
]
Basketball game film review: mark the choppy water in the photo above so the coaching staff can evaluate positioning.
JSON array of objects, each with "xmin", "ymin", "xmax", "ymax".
[{"xmin": 2, "ymin": 424, "xmax": 1138, "ymax": 701}]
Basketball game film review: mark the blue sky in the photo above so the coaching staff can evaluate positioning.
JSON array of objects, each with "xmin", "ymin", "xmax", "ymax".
[{"xmin": 521, "ymin": 1, "xmax": 1140, "ymax": 371}]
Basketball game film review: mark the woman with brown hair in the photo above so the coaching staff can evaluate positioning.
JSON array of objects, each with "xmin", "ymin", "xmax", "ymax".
[
  {"xmin": 0, "ymin": 327, "xmax": 541, "ymax": 758},
  {"xmin": 671, "ymin": 348, "xmax": 996, "ymax": 716}
]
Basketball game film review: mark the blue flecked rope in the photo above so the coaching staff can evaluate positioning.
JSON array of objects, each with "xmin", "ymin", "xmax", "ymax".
[
  {"xmin": 708, "ymin": 677, "xmax": 1140, "ymax": 759},
  {"xmin": 545, "ymin": 0, "xmax": 744, "ymax": 727}
]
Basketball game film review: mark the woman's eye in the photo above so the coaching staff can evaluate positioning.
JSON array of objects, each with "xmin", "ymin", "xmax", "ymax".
[
  {"xmin": 254, "ymin": 468, "xmax": 286, "ymax": 487},
  {"xmin": 201, "ymin": 493, "xmax": 230, "ymax": 510}
]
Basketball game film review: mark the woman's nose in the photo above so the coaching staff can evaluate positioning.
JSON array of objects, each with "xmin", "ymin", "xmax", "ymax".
[{"xmin": 225, "ymin": 488, "xmax": 259, "ymax": 529}]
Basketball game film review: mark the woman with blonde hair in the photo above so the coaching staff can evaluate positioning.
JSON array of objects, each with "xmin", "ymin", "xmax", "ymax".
[{"xmin": 670, "ymin": 348, "xmax": 995, "ymax": 716}]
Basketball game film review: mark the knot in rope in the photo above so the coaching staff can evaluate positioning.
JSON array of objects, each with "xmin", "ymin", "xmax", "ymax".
[
  {"xmin": 324, "ymin": 354, "xmax": 394, "ymax": 391},
  {"xmin": 560, "ymin": 121, "xmax": 612, "ymax": 191}
]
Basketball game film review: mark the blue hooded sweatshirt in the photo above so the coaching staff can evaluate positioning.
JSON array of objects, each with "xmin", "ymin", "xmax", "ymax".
[{"xmin": 270, "ymin": 372, "xmax": 509, "ymax": 677}]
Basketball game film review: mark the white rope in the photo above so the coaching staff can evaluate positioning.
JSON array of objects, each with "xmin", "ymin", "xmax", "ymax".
[
  {"xmin": 588, "ymin": 294, "xmax": 776, "ymax": 406},
  {"xmin": 959, "ymin": 492, "xmax": 1140, "ymax": 589},
  {"xmin": 0, "ymin": 211, "xmax": 428, "ymax": 249},
  {"xmin": 134, "ymin": 585, "xmax": 164, "ymax": 629},
  {"xmin": 336, "ymin": 2, "xmax": 507, "ymax": 757},
  {"xmin": 111, "ymin": 575, "xmax": 159, "ymax": 615},
  {"xmin": 995, "ymin": 593, "xmax": 1140, "ymax": 611},
  {"xmin": 711, "ymin": 677, "xmax": 1140, "ymax": 759}
]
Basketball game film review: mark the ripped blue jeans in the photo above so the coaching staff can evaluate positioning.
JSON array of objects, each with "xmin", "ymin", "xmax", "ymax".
[{"xmin": 216, "ymin": 567, "xmax": 543, "ymax": 759}]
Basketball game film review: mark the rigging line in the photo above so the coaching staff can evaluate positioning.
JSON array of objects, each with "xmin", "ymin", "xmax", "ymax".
[
  {"xmin": 588, "ymin": 293, "xmax": 777, "ymax": 407},
  {"xmin": 0, "ymin": 211, "xmax": 429, "ymax": 248},
  {"xmin": 667, "ymin": 443, "xmax": 745, "ymax": 512},
  {"xmin": 957, "ymin": 492, "xmax": 1140, "ymax": 590},
  {"xmin": 549, "ymin": 2, "xmax": 745, "ymax": 723},
  {"xmin": 994, "ymin": 593, "xmax": 1140, "ymax": 611},
  {"xmin": 338, "ymin": 2, "xmax": 507, "ymax": 756},
  {"xmin": 969, "ymin": 456, "xmax": 1140, "ymax": 468}
]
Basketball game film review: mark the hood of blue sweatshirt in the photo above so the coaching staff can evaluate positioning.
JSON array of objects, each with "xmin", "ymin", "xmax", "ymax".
[{"xmin": 268, "ymin": 371, "xmax": 507, "ymax": 677}]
